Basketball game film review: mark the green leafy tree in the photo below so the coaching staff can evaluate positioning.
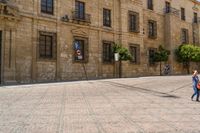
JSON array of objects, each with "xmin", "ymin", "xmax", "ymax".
[
  {"xmin": 113, "ymin": 43, "xmax": 132, "ymax": 77},
  {"xmin": 113, "ymin": 44, "xmax": 132, "ymax": 61},
  {"xmin": 153, "ymin": 45, "xmax": 170, "ymax": 75},
  {"xmin": 175, "ymin": 44, "xmax": 200, "ymax": 74}
]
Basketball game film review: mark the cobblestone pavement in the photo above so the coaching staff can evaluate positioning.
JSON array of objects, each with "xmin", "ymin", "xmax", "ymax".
[{"xmin": 0, "ymin": 76, "xmax": 200, "ymax": 133}]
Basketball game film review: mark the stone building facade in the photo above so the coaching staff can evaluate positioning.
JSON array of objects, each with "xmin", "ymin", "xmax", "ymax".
[{"xmin": 0, "ymin": 0, "xmax": 200, "ymax": 84}]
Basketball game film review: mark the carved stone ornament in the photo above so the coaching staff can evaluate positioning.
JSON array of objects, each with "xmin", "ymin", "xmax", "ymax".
[
  {"xmin": 193, "ymin": 4, "xmax": 199, "ymax": 11},
  {"xmin": 71, "ymin": 28, "xmax": 89, "ymax": 37},
  {"xmin": 0, "ymin": 0, "xmax": 21, "ymax": 21}
]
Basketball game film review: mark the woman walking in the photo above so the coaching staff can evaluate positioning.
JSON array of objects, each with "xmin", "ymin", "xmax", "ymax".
[{"xmin": 191, "ymin": 70, "xmax": 199, "ymax": 101}]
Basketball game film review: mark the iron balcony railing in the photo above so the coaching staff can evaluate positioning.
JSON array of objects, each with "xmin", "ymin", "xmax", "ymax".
[
  {"xmin": 0, "ymin": 0, "xmax": 7, "ymax": 4},
  {"xmin": 163, "ymin": 7, "xmax": 180, "ymax": 16},
  {"xmin": 72, "ymin": 11, "xmax": 91, "ymax": 23}
]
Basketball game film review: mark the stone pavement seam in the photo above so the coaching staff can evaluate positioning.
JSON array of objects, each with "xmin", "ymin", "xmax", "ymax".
[
  {"xmin": 81, "ymin": 92, "xmax": 107, "ymax": 133},
  {"xmin": 56, "ymin": 87, "xmax": 66, "ymax": 133}
]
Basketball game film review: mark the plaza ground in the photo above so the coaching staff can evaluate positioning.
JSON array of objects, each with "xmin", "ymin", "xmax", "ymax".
[{"xmin": 0, "ymin": 75, "xmax": 200, "ymax": 133}]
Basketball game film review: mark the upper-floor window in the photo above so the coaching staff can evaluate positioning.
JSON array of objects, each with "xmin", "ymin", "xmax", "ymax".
[
  {"xmin": 128, "ymin": 11, "xmax": 139, "ymax": 33},
  {"xmin": 129, "ymin": 44, "xmax": 140, "ymax": 64},
  {"xmin": 75, "ymin": 0, "xmax": 85, "ymax": 20},
  {"xmin": 147, "ymin": 0, "xmax": 153, "ymax": 10},
  {"xmin": 181, "ymin": 28, "xmax": 189, "ymax": 44},
  {"xmin": 148, "ymin": 20, "xmax": 157, "ymax": 39},
  {"xmin": 41, "ymin": 0, "xmax": 53, "ymax": 15},
  {"xmin": 39, "ymin": 32, "xmax": 56, "ymax": 59},
  {"xmin": 181, "ymin": 8, "xmax": 185, "ymax": 21},
  {"xmin": 194, "ymin": 12, "xmax": 198, "ymax": 23},
  {"xmin": 103, "ymin": 8, "xmax": 111, "ymax": 27},
  {"xmin": 165, "ymin": 1, "xmax": 171, "ymax": 13},
  {"xmin": 102, "ymin": 41, "xmax": 113, "ymax": 63}
]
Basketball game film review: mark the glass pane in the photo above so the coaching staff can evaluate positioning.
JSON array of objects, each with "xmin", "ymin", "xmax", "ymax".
[
  {"xmin": 41, "ymin": 0, "xmax": 47, "ymax": 11},
  {"xmin": 39, "ymin": 45, "xmax": 46, "ymax": 57},
  {"xmin": 40, "ymin": 35, "xmax": 45, "ymax": 41},
  {"xmin": 74, "ymin": 40, "xmax": 84, "ymax": 61}
]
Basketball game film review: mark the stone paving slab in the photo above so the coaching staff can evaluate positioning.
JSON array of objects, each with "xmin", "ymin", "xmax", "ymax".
[{"xmin": 0, "ymin": 76, "xmax": 200, "ymax": 133}]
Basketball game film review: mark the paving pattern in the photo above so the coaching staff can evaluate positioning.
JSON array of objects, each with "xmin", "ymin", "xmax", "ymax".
[{"xmin": 0, "ymin": 76, "xmax": 200, "ymax": 133}]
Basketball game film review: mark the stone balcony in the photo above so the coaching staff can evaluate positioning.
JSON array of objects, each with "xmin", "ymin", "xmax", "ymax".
[
  {"xmin": 163, "ymin": 7, "xmax": 180, "ymax": 17},
  {"xmin": 71, "ymin": 10, "xmax": 91, "ymax": 24}
]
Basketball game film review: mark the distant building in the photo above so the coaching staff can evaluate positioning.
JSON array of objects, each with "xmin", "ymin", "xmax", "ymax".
[{"xmin": 0, "ymin": 0, "xmax": 200, "ymax": 84}]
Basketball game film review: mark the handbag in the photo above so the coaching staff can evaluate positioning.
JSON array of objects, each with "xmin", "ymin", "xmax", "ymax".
[{"xmin": 197, "ymin": 83, "xmax": 200, "ymax": 89}]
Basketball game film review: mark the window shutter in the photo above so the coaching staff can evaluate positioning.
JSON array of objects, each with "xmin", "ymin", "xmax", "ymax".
[
  {"xmin": 84, "ymin": 39, "xmax": 89, "ymax": 62},
  {"xmin": 186, "ymin": 29, "xmax": 189, "ymax": 43},
  {"xmin": 136, "ymin": 13, "xmax": 139, "ymax": 32},
  {"xmin": 53, "ymin": 33, "xmax": 56, "ymax": 59},
  {"xmin": 137, "ymin": 45, "xmax": 140, "ymax": 64},
  {"xmin": 154, "ymin": 21, "xmax": 157, "ymax": 38}
]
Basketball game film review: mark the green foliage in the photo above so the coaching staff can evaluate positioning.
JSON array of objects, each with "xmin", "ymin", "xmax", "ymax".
[
  {"xmin": 113, "ymin": 43, "xmax": 132, "ymax": 61},
  {"xmin": 175, "ymin": 44, "xmax": 200, "ymax": 62},
  {"xmin": 153, "ymin": 45, "xmax": 170, "ymax": 62}
]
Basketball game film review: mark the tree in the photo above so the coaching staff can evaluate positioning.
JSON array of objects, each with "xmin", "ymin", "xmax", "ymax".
[
  {"xmin": 175, "ymin": 44, "xmax": 200, "ymax": 74},
  {"xmin": 153, "ymin": 45, "xmax": 170, "ymax": 75},
  {"xmin": 113, "ymin": 43, "xmax": 132, "ymax": 78}
]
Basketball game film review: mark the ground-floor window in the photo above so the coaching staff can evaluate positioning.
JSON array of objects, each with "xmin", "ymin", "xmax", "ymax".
[
  {"xmin": 149, "ymin": 48, "xmax": 157, "ymax": 65},
  {"xmin": 73, "ymin": 37, "xmax": 88, "ymax": 62},
  {"xmin": 181, "ymin": 28, "xmax": 189, "ymax": 44},
  {"xmin": 38, "ymin": 31, "xmax": 56, "ymax": 59},
  {"xmin": 129, "ymin": 44, "xmax": 140, "ymax": 64}
]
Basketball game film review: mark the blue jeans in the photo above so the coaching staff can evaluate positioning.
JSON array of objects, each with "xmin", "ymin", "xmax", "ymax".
[{"xmin": 192, "ymin": 85, "xmax": 199, "ymax": 101}]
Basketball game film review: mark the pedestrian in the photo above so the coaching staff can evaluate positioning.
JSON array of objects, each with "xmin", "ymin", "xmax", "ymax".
[{"xmin": 191, "ymin": 70, "xmax": 199, "ymax": 101}]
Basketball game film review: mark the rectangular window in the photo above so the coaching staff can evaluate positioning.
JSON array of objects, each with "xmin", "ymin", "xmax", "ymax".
[
  {"xmin": 194, "ymin": 12, "xmax": 198, "ymax": 23},
  {"xmin": 0, "ymin": 31, "xmax": 1, "ymax": 82},
  {"xmin": 149, "ymin": 48, "xmax": 156, "ymax": 65},
  {"xmin": 74, "ymin": 37, "xmax": 88, "ymax": 62},
  {"xmin": 147, "ymin": 0, "xmax": 153, "ymax": 10},
  {"xmin": 181, "ymin": 28, "xmax": 189, "ymax": 44},
  {"xmin": 165, "ymin": 2, "xmax": 171, "ymax": 13},
  {"xmin": 39, "ymin": 32, "xmax": 56, "ymax": 59},
  {"xmin": 181, "ymin": 8, "xmax": 185, "ymax": 21},
  {"xmin": 129, "ymin": 44, "xmax": 140, "ymax": 64},
  {"xmin": 103, "ymin": 41, "xmax": 113, "ymax": 63},
  {"xmin": 148, "ymin": 20, "xmax": 157, "ymax": 38},
  {"xmin": 41, "ymin": 0, "xmax": 53, "ymax": 14},
  {"xmin": 75, "ymin": 0, "xmax": 85, "ymax": 20},
  {"xmin": 129, "ymin": 11, "xmax": 139, "ymax": 33},
  {"xmin": 103, "ymin": 8, "xmax": 111, "ymax": 27}
]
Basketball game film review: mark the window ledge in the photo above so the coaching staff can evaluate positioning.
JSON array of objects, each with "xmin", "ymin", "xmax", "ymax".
[
  {"xmin": 102, "ymin": 26, "xmax": 113, "ymax": 31},
  {"xmin": 39, "ymin": 13, "xmax": 56, "ymax": 20},
  {"xmin": 129, "ymin": 30, "xmax": 140, "ymax": 34},
  {"xmin": 73, "ymin": 60, "xmax": 88, "ymax": 63},
  {"xmin": 37, "ymin": 59, "xmax": 57, "ymax": 62},
  {"xmin": 148, "ymin": 36, "xmax": 157, "ymax": 39}
]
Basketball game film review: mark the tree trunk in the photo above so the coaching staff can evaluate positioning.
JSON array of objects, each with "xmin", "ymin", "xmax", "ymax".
[
  {"xmin": 187, "ymin": 62, "xmax": 190, "ymax": 74},
  {"xmin": 119, "ymin": 60, "xmax": 122, "ymax": 78},
  {"xmin": 160, "ymin": 62, "xmax": 162, "ymax": 76}
]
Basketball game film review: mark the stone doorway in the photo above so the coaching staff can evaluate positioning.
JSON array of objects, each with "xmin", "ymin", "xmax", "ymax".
[{"xmin": 0, "ymin": 31, "xmax": 2, "ymax": 83}]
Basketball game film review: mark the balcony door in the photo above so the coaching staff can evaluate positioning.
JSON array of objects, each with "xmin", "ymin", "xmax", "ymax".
[{"xmin": 75, "ymin": 0, "xmax": 85, "ymax": 20}]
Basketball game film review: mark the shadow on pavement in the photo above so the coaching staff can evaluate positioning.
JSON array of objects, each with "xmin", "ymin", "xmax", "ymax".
[{"xmin": 101, "ymin": 81, "xmax": 180, "ymax": 99}]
